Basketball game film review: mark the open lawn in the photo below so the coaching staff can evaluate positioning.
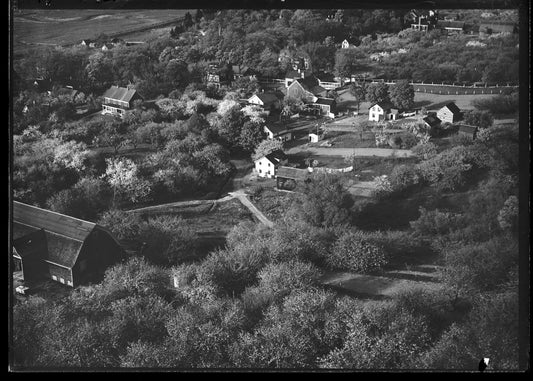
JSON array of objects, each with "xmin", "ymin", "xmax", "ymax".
[{"xmin": 13, "ymin": 9, "xmax": 189, "ymax": 55}]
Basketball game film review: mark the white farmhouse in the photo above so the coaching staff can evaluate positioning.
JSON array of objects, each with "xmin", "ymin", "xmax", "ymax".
[{"xmin": 254, "ymin": 149, "xmax": 287, "ymax": 178}]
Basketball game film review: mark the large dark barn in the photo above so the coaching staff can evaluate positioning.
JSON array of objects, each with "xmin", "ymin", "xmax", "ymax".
[{"xmin": 12, "ymin": 201, "xmax": 125, "ymax": 287}]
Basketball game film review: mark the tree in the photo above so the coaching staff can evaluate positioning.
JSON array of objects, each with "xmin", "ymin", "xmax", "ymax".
[
  {"xmin": 252, "ymin": 139, "xmax": 283, "ymax": 161},
  {"xmin": 94, "ymin": 117, "xmax": 129, "ymax": 154},
  {"xmin": 239, "ymin": 121, "xmax": 265, "ymax": 153},
  {"xmin": 388, "ymin": 80, "xmax": 414, "ymax": 110},
  {"xmin": 497, "ymin": 195, "xmax": 518, "ymax": 232},
  {"xmin": 327, "ymin": 231, "xmax": 388, "ymax": 273},
  {"xmin": 299, "ymin": 173, "xmax": 354, "ymax": 228},
  {"xmin": 334, "ymin": 49, "xmax": 360, "ymax": 79},
  {"xmin": 365, "ymin": 82, "xmax": 390, "ymax": 104},
  {"xmin": 463, "ymin": 110, "xmax": 494, "ymax": 129},
  {"xmin": 103, "ymin": 157, "xmax": 151, "ymax": 204},
  {"xmin": 349, "ymin": 83, "xmax": 366, "ymax": 112}
]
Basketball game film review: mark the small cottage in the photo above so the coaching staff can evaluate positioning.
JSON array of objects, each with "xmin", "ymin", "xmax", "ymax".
[
  {"xmin": 254, "ymin": 150, "xmax": 287, "ymax": 178},
  {"xmin": 247, "ymin": 92, "xmax": 283, "ymax": 111},
  {"xmin": 341, "ymin": 39, "xmax": 351, "ymax": 49},
  {"xmin": 368, "ymin": 102, "xmax": 394, "ymax": 122},
  {"xmin": 311, "ymin": 98, "xmax": 336, "ymax": 117},
  {"xmin": 437, "ymin": 102, "xmax": 461, "ymax": 124},
  {"xmin": 423, "ymin": 114, "xmax": 442, "ymax": 128}
]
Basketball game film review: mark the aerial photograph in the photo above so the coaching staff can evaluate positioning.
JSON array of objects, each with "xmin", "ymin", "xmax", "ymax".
[{"xmin": 9, "ymin": 0, "xmax": 528, "ymax": 372}]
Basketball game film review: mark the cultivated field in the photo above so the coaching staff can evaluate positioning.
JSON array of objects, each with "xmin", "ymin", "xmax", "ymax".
[{"xmin": 13, "ymin": 9, "xmax": 189, "ymax": 55}]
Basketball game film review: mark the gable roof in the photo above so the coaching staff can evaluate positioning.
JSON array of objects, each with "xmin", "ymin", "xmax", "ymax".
[
  {"xmin": 423, "ymin": 115, "xmax": 442, "ymax": 127},
  {"xmin": 315, "ymin": 97, "xmax": 336, "ymax": 106},
  {"xmin": 440, "ymin": 102, "xmax": 461, "ymax": 115},
  {"xmin": 254, "ymin": 92, "xmax": 282, "ymax": 106},
  {"xmin": 276, "ymin": 166, "xmax": 310, "ymax": 180},
  {"xmin": 103, "ymin": 85, "xmax": 139, "ymax": 103},
  {"xmin": 265, "ymin": 124, "xmax": 290, "ymax": 136},
  {"xmin": 370, "ymin": 102, "xmax": 394, "ymax": 111},
  {"xmin": 262, "ymin": 150, "xmax": 287, "ymax": 165}
]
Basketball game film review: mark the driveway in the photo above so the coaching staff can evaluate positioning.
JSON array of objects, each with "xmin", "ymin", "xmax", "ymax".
[{"xmin": 287, "ymin": 146, "xmax": 414, "ymax": 158}]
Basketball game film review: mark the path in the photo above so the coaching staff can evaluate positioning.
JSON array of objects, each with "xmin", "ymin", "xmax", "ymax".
[
  {"xmin": 229, "ymin": 191, "xmax": 274, "ymax": 228},
  {"xmin": 287, "ymin": 146, "xmax": 414, "ymax": 158},
  {"xmin": 127, "ymin": 189, "xmax": 274, "ymax": 228}
]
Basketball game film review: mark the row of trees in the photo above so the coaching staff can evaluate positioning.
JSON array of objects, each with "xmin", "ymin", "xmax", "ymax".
[{"xmin": 349, "ymin": 80, "xmax": 415, "ymax": 111}]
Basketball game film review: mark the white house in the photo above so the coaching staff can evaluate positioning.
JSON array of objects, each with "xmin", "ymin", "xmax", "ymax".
[
  {"xmin": 341, "ymin": 39, "xmax": 350, "ymax": 49},
  {"xmin": 309, "ymin": 133, "xmax": 320, "ymax": 143},
  {"xmin": 247, "ymin": 92, "xmax": 282, "ymax": 110},
  {"xmin": 368, "ymin": 102, "xmax": 393, "ymax": 122},
  {"xmin": 264, "ymin": 125, "xmax": 293, "ymax": 142},
  {"xmin": 254, "ymin": 149, "xmax": 287, "ymax": 178},
  {"xmin": 437, "ymin": 102, "xmax": 461, "ymax": 124}
]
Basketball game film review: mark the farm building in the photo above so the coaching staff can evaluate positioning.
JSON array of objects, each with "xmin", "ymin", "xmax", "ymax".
[
  {"xmin": 423, "ymin": 114, "xmax": 442, "ymax": 128},
  {"xmin": 438, "ymin": 20, "xmax": 465, "ymax": 34},
  {"xmin": 368, "ymin": 102, "xmax": 395, "ymax": 122},
  {"xmin": 247, "ymin": 92, "xmax": 283, "ymax": 111},
  {"xmin": 12, "ymin": 201, "xmax": 124, "ymax": 287},
  {"xmin": 310, "ymin": 98, "xmax": 337, "ymax": 117},
  {"xmin": 286, "ymin": 77, "xmax": 327, "ymax": 102},
  {"xmin": 254, "ymin": 150, "xmax": 288, "ymax": 178},
  {"xmin": 264, "ymin": 124, "xmax": 293, "ymax": 142},
  {"xmin": 101, "ymin": 85, "xmax": 143, "ymax": 117},
  {"xmin": 437, "ymin": 102, "xmax": 461, "ymax": 124},
  {"xmin": 457, "ymin": 124, "xmax": 478, "ymax": 140},
  {"xmin": 276, "ymin": 166, "xmax": 311, "ymax": 190}
]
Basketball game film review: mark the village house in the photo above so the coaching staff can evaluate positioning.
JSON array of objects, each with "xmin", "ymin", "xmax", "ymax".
[
  {"xmin": 310, "ymin": 97, "xmax": 337, "ymax": 117},
  {"xmin": 264, "ymin": 124, "xmax": 293, "ymax": 142},
  {"xmin": 12, "ymin": 201, "xmax": 124, "ymax": 288},
  {"xmin": 458, "ymin": 124, "xmax": 478, "ymax": 140},
  {"xmin": 341, "ymin": 39, "xmax": 351, "ymax": 49},
  {"xmin": 101, "ymin": 85, "xmax": 143, "ymax": 117},
  {"xmin": 276, "ymin": 166, "xmax": 311, "ymax": 190},
  {"xmin": 438, "ymin": 20, "xmax": 465, "ymax": 34},
  {"xmin": 437, "ymin": 102, "xmax": 461, "ymax": 124},
  {"xmin": 254, "ymin": 149, "xmax": 287, "ymax": 178},
  {"xmin": 287, "ymin": 77, "xmax": 327, "ymax": 103},
  {"xmin": 231, "ymin": 65, "xmax": 257, "ymax": 81},
  {"xmin": 247, "ymin": 92, "xmax": 283, "ymax": 111},
  {"xmin": 368, "ymin": 102, "xmax": 397, "ymax": 122},
  {"xmin": 423, "ymin": 114, "xmax": 442, "ymax": 128},
  {"xmin": 315, "ymin": 72, "xmax": 342, "ymax": 90},
  {"xmin": 407, "ymin": 9, "xmax": 438, "ymax": 32},
  {"xmin": 206, "ymin": 62, "xmax": 230, "ymax": 88},
  {"xmin": 101, "ymin": 43, "xmax": 114, "ymax": 51}
]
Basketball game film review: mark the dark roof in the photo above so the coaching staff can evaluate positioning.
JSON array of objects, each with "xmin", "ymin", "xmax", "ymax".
[
  {"xmin": 458, "ymin": 124, "xmax": 478, "ymax": 134},
  {"xmin": 315, "ymin": 97, "xmax": 336, "ymax": 106},
  {"xmin": 441, "ymin": 102, "xmax": 461, "ymax": 115},
  {"xmin": 311, "ymin": 85, "xmax": 327, "ymax": 95},
  {"xmin": 13, "ymin": 229, "xmax": 47, "ymax": 259},
  {"xmin": 286, "ymin": 70, "xmax": 302, "ymax": 79},
  {"xmin": 59, "ymin": 87, "xmax": 79, "ymax": 98},
  {"xmin": 371, "ymin": 102, "xmax": 394, "ymax": 111},
  {"xmin": 315, "ymin": 72, "xmax": 336, "ymax": 82},
  {"xmin": 232, "ymin": 65, "xmax": 255, "ymax": 76},
  {"xmin": 103, "ymin": 86, "xmax": 139, "ymax": 103},
  {"xmin": 254, "ymin": 92, "xmax": 282, "ymax": 106},
  {"xmin": 12, "ymin": 202, "xmax": 102, "ymax": 268},
  {"xmin": 265, "ymin": 124, "xmax": 291, "ymax": 136},
  {"xmin": 264, "ymin": 150, "xmax": 287, "ymax": 164},
  {"xmin": 276, "ymin": 166, "xmax": 310, "ymax": 180},
  {"xmin": 423, "ymin": 115, "xmax": 442, "ymax": 127},
  {"xmin": 438, "ymin": 20, "xmax": 465, "ymax": 29}
]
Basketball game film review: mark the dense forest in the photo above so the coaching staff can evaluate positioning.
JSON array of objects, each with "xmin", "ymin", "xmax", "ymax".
[{"xmin": 11, "ymin": 9, "xmax": 522, "ymax": 370}]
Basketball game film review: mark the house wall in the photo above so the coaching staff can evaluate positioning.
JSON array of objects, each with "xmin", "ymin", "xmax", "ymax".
[
  {"xmin": 318, "ymin": 81, "xmax": 341, "ymax": 90},
  {"xmin": 437, "ymin": 108, "xmax": 458, "ymax": 123},
  {"xmin": 255, "ymin": 158, "xmax": 275, "ymax": 178},
  {"xmin": 369, "ymin": 105, "xmax": 385, "ymax": 121},
  {"xmin": 287, "ymin": 82, "xmax": 316, "ymax": 103},
  {"xmin": 45, "ymin": 262, "xmax": 73, "ymax": 287},
  {"xmin": 102, "ymin": 104, "xmax": 127, "ymax": 116},
  {"xmin": 248, "ymin": 95, "xmax": 264, "ymax": 107},
  {"xmin": 276, "ymin": 132, "xmax": 292, "ymax": 142}
]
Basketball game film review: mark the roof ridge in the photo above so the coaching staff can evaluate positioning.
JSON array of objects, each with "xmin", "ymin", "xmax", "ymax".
[{"xmin": 13, "ymin": 201, "xmax": 97, "ymax": 229}]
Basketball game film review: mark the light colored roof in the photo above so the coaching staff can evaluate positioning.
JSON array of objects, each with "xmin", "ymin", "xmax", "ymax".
[{"xmin": 102, "ymin": 85, "xmax": 139, "ymax": 103}]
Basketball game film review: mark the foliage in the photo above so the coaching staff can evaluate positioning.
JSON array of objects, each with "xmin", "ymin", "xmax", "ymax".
[
  {"xmin": 388, "ymin": 80, "xmax": 414, "ymax": 110},
  {"xmin": 411, "ymin": 142, "xmax": 438, "ymax": 160},
  {"xmin": 462, "ymin": 110, "xmax": 494, "ymax": 129},
  {"xmin": 417, "ymin": 146, "xmax": 475, "ymax": 191},
  {"xmin": 388, "ymin": 164, "xmax": 421, "ymax": 193},
  {"xmin": 365, "ymin": 82, "xmax": 390, "ymax": 104},
  {"xmin": 497, "ymin": 195, "xmax": 518, "ymax": 232},
  {"xmin": 252, "ymin": 139, "xmax": 283, "ymax": 161},
  {"xmin": 103, "ymin": 157, "xmax": 152, "ymax": 204},
  {"xmin": 410, "ymin": 207, "xmax": 467, "ymax": 237},
  {"xmin": 327, "ymin": 231, "xmax": 388, "ymax": 273}
]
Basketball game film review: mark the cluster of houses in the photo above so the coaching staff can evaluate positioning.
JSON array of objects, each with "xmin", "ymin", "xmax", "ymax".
[
  {"xmin": 79, "ymin": 38, "xmax": 144, "ymax": 51},
  {"xmin": 406, "ymin": 9, "xmax": 518, "ymax": 35}
]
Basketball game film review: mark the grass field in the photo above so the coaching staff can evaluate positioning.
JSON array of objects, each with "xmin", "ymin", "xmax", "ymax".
[{"xmin": 13, "ymin": 9, "xmax": 189, "ymax": 55}]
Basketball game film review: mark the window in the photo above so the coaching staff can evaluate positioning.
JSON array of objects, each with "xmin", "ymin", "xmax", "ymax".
[
  {"xmin": 371, "ymin": 113, "xmax": 375, "ymax": 119},
  {"xmin": 268, "ymin": 163, "xmax": 271, "ymax": 167},
  {"xmin": 259, "ymin": 169, "xmax": 262, "ymax": 174},
  {"xmin": 59, "ymin": 277, "xmax": 65, "ymax": 284},
  {"xmin": 52, "ymin": 275, "xmax": 57, "ymax": 281}
]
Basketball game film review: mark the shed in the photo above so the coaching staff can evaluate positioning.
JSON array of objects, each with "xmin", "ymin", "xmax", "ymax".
[
  {"xmin": 458, "ymin": 124, "xmax": 478, "ymax": 140},
  {"xmin": 12, "ymin": 201, "xmax": 125, "ymax": 287},
  {"xmin": 276, "ymin": 166, "xmax": 311, "ymax": 190}
]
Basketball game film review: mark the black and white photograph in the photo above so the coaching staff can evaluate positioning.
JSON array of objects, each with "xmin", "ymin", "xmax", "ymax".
[{"xmin": 8, "ymin": 0, "xmax": 529, "ymax": 372}]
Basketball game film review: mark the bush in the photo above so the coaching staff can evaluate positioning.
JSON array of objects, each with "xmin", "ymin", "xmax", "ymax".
[
  {"xmin": 327, "ymin": 231, "xmax": 388, "ymax": 273},
  {"xmin": 412, "ymin": 142, "xmax": 438, "ymax": 160},
  {"xmin": 410, "ymin": 207, "xmax": 467, "ymax": 237},
  {"xmin": 388, "ymin": 164, "xmax": 421, "ymax": 193}
]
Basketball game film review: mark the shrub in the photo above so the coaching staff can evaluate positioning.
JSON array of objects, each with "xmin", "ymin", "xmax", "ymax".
[
  {"xmin": 410, "ymin": 207, "xmax": 467, "ymax": 237},
  {"xmin": 327, "ymin": 232, "xmax": 388, "ymax": 273},
  {"xmin": 388, "ymin": 164, "xmax": 421, "ymax": 193},
  {"xmin": 412, "ymin": 142, "xmax": 438, "ymax": 160}
]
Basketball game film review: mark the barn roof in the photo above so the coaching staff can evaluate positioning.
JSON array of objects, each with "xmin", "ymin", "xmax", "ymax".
[
  {"xmin": 441, "ymin": 102, "xmax": 461, "ymax": 115},
  {"xmin": 264, "ymin": 150, "xmax": 288, "ymax": 165},
  {"xmin": 14, "ymin": 201, "xmax": 96, "ymax": 241},
  {"xmin": 102, "ymin": 85, "xmax": 139, "ymax": 103},
  {"xmin": 276, "ymin": 166, "xmax": 310, "ymax": 180}
]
